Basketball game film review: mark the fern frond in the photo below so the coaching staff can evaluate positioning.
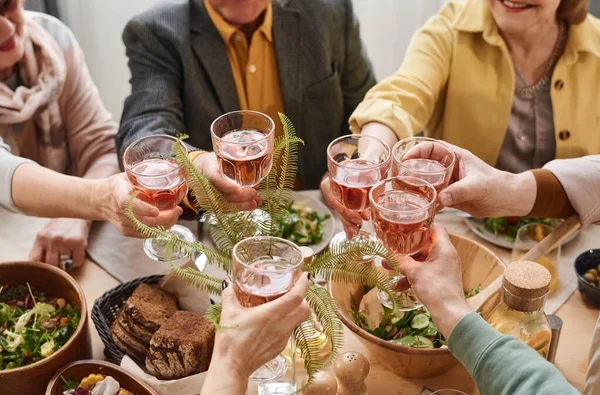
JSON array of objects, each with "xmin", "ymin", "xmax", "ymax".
[
  {"xmin": 125, "ymin": 196, "xmax": 232, "ymax": 271},
  {"xmin": 294, "ymin": 319, "xmax": 323, "ymax": 389},
  {"xmin": 169, "ymin": 262, "xmax": 223, "ymax": 295},
  {"xmin": 172, "ymin": 141, "xmax": 255, "ymax": 252},
  {"xmin": 204, "ymin": 303, "xmax": 223, "ymax": 330},
  {"xmin": 306, "ymin": 285, "xmax": 344, "ymax": 368},
  {"xmin": 258, "ymin": 113, "xmax": 304, "ymax": 236}
]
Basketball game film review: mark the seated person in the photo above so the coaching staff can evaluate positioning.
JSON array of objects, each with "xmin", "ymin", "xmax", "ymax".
[
  {"xmin": 401, "ymin": 146, "xmax": 600, "ymax": 394},
  {"xmin": 116, "ymin": 0, "xmax": 375, "ymax": 189},
  {"xmin": 325, "ymin": 0, "xmax": 599, "ymax": 236},
  {"xmin": 0, "ymin": 0, "xmax": 119, "ymax": 268},
  {"xmin": 347, "ymin": 0, "xmax": 598, "ymax": 173}
]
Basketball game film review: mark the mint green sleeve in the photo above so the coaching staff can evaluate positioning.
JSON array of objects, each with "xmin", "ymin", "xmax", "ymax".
[{"xmin": 448, "ymin": 312, "xmax": 579, "ymax": 395}]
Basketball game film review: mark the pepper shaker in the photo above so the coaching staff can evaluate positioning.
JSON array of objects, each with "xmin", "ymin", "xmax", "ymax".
[{"xmin": 334, "ymin": 351, "xmax": 370, "ymax": 395}]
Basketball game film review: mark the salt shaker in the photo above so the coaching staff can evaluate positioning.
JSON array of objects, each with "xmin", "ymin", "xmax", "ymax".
[{"xmin": 334, "ymin": 351, "xmax": 370, "ymax": 395}]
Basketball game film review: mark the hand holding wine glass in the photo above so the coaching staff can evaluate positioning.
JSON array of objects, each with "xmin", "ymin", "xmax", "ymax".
[
  {"xmin": 202, "ymin": 274, "xmax": 310, "ymax": 394},
  {"xmin": 408, "ymin": 143, "xmax": 537, "ymax": 218},
  {"xmin": 323, "ymin": 134, "xmax": 390, "ymax": 242},
  {"xmin": 192, "ymin": 152, "xmax": 258, "ymax": 211}
]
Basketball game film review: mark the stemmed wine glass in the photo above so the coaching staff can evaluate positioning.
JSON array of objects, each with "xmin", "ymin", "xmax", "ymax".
[
  {"xmin": 232, "ymin": 236, "xmax": 305, "ymax": 382},
  {"xmin": 327, "ymin": 135, "xmax": 391, "ymax": 250},
  {"xmin": 369, "ymin": 176, "xmax": 437, "ymax": 310},
  {"xmin": 123, "ymin": 135, "xmax": 196, "ymax": 262},
  {"xmin": 211, "ymin": 110, "xmax": 275, "ymax": 188},
  {"xmin": 392, "ymin": 137, "xmax": 456, "ymax": 193}
]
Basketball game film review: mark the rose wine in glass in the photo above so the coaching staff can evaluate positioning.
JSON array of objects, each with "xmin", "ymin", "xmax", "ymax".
[
  {"xmin": 232, "ymin": 236, "xmax": 304, "ymax": 383},
  {"xmin": 211, "ymin": 111, "xmax": 275, "ymax": 188},
  {"xmin": 327, "ymin": 135, "xmax": 391, "ymax": 248},
  {"xmin": 392, "ymin": 137, "xmax": 456, "ymax": 193},
  {"xmin": 370, "ymin": 176, "xmax": 437, "ymax": 310},
  {"xmin": 127, "ymin": 158, "xmax": 187, "ymax": 210},
  {"xmin": 123, "ymin": 135, "xmax": 196, "ymax": 262}
]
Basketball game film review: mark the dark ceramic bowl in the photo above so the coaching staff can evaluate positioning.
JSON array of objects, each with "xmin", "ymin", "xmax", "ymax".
[{"xmin": 574, "ymin": 249, "xmax": 600, "ymax": 307}]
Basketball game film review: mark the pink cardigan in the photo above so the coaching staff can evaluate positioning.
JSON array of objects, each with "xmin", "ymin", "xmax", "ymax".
[{"xmin": 0, "ymin": 12, "xmax": 116, "ymax": 178}]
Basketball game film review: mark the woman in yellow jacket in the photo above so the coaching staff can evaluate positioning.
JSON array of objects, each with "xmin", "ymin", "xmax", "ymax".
[{"xmin": 324, "ymin": 0, "xmax": 600, "ymax": 236}]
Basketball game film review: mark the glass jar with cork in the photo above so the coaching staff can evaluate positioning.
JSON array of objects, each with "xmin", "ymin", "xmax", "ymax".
[{"xmin": 485, "ymin": 261, "xmax": 553, "ymax": 358}]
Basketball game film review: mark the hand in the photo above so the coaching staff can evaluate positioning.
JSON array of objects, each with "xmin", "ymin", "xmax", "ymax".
[
  {"xmin": 193, "ymin": 152, "xmax": 257, "ymax": 211},
  {"xmin": 397, "ymin": 224, "xmax": 472, "ymax": 339},
  {"xmin": 417, "ymin": 144, "xmax": 536, "ymax": 218},
  {"xmin": 206, "ymin": 274, "xmax": 311, "ymax": 392},
  {"xmin": 320, "ymin": 175, "xmax": 369, "ymax": 239},
  {"xmin": 94, "ymin": 173, "xmax": 183, "ymax": 237},
  {"xmin": 29, "ymin": 218, "xmax": 91, "ymax": 268}
]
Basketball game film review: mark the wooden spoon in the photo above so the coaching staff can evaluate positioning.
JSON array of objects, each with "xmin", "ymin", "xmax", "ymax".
[{"xmin": 467, "ymin": 215, "xmax": 581, "ymax": 311}]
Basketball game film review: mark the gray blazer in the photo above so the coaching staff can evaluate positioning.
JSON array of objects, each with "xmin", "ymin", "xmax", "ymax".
[{"xmin": 116, "ymin": 0, "xmax": 375, "ymax": 189}]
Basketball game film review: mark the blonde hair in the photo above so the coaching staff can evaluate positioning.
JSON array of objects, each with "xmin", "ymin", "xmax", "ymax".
[{"xmin": 557, "ymin": 0, "xmax": 588, "ymax": 25}]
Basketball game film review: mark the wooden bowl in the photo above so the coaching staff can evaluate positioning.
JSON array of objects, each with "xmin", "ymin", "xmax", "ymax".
[
  {"xmin": 329, "ymin": 233, "xmax": 504, "ymax": 378},
  {"xmin": 0, "ymin": 261, "xmax": 92, "ymax": 393},
  {"xmin": 46, "ymin": 360, "xmax": 159, "ymax": 395}
]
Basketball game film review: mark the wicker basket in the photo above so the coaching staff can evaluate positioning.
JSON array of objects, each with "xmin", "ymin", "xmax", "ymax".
[{"xmin": 91, "ymin": 275, "xmax": 164, "ymax": 363}]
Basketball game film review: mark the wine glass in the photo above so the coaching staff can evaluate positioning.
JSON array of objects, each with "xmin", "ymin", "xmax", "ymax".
[
  {"xmin": 123, "ymin": 135, "xmax": 196, "ymax": 262},
  {"xmin": 512, "ymin": 223, "xmax": 561, "ymax": 294},
  {"xmin": 431, "ymin": 390, "xmax": 467, "ymax": 395},
  {"xmin": 392, "ymin": 137, "xmax": 455, "ymax": 193},
  {"xmin": 231, "ymin": 236, "xmax": 305, "ymax": 382},
  {"xmin": 211, "ymin": 110, "xmax": 275, "ymax": 188},
  {"xmin": 327, "ymin": 134, "xmax": 391, "ymax": 252},
  {"xmin": 369, "ymin": 176, "xmax": 437, "ymax": 310}
]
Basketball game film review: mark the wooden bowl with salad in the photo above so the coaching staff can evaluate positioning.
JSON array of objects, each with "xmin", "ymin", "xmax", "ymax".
[
  {"xmin": 0, "ymin": 261, "xmax": 91, "ymax": 394},
  {"xmin": 329, "ymin": 234, "xmax": 504, "ymax": 378},
  {"xmin": 47, "ymin": 360, "xmax": 159, "ymax": 395}
]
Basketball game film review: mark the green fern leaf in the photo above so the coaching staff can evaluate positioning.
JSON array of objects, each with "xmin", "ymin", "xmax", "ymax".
[
  {"xmin": 306, "ymin": 285, "xmax": 344, "ymax": 368},
  {"xmin": 169, "ymin": 262, "xmax": 224, "ymax": 295},
  {"xmin": 294, "ymin": 320, "xmax": 323, "ymax": 389}
]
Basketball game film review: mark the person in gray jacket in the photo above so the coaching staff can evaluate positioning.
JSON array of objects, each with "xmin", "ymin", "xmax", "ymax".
[{"xmin": 116, "ymin": 0, "xmax": 375, "ymax": 189}]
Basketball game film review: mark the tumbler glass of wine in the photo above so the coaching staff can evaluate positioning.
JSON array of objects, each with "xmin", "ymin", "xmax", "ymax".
[
  {"xmin": 369, "ymin": 176, "xmax": 437, "ymax": 310},
  {"xmin": 232, "ymin": 236, "xmax": 305, "ymax": 382},
  {"xmin": 392, "ymin": 137, "xmax": 455, "ymax": 193},
  {"xmin": 327, "ymin": 135, "xmax": 391, "ymax": 250},
  {"xmin": 123, "ymin": 135, "xmax": 196, "ymax": 262},
  {"xmin": 211, "ymin": 110, "xmax": 275, "ymax": 188}
]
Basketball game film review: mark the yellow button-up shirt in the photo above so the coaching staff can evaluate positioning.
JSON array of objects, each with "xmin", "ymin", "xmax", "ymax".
[
  {"xmin": 205, "ymin": 1, "xmax": 303, "ymax": 188},
  {"xmin": 205, "ymin": 1, "xmax": 284, "ymax": 136},
  {"xmin": 350, "ymin": 0, "xmax": 600, "ymax": 166}
]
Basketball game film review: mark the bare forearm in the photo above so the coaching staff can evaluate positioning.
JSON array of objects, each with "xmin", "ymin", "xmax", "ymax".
[
  {"xmin": 82, "ymin": 153, "xmax": 119, "ymax": 180},
  {"xmin": 202, "ymin": 359, "xmax": 248, "ymax": 395},
  {"xmin": 11, "ymin": 163, "xmax": 102, "ymax": 220},
  {"xmin": 360, "ymin": 122, "xmax": 399, "ymax": 149}
]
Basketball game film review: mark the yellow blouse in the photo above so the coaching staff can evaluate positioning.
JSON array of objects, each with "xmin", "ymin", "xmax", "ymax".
[{"xmin": 349, "ymin": 0, "xmax": 600, "ymax": 167}]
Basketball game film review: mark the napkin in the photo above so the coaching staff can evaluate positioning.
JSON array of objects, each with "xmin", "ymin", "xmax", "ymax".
[{"xmin": 121, "ymin": 355, "xmax": 206, "ymax": 395}]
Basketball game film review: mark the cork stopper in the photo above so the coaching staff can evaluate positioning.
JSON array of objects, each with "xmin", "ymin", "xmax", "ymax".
[{"xmin": 503, "ymin": 261, "xmax": 551, "ymax": 312}]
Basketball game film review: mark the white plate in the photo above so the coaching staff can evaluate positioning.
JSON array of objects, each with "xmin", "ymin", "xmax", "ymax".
[
  {"xmin": 288, "ymin": 191, "xmax": 336, "ymax": 254},
  {"xmin": 464, "ymin": 217, "xmax": 579, "ymax": 250}
]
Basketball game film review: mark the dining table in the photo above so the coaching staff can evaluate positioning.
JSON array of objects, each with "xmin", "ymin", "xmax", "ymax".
[{"xmin": 2, "ymin": 190, "xmax": 599, "ymax": 394}]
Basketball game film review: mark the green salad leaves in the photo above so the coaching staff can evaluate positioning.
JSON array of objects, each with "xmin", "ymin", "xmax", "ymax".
[
  {"xmin": 0, "ymin": 284, "xmax": 81, "ymax": 370},
  {"xmin": 278, "ymin": 201, "xmax": 331, "ymax": 246}
]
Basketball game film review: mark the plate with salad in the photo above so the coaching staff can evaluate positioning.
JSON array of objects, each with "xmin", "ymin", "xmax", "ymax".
[{"xmin": 464, "ymin": 216, "xmax": 579, "ymax": 249}]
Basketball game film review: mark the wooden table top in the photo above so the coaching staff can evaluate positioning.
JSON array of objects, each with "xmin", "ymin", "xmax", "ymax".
[{"xmin": 72, "ymin": 256, "xmax": 598, "ymax": 394}]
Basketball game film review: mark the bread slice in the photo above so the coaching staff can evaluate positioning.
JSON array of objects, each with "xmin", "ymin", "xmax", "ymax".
[
  {"xmin": 124, "ymin": 283, "xmax": 177, "ymax": 332},
  {"xmin": 117, "ymin": 311, "xmax": 154, "ymax": 344},
  {"xmin": 145, "ymin": 311, "xmax": 215, "ymax": 380},
  {"xmin": 111, "ymin": 320, "xmax": 148, "ymax": 362}
]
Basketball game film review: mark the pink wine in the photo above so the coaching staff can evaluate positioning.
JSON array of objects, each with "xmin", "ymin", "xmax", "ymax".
[
  {"xmin": 217, "ymin": 128, "xmax": 272, "ymax": 187},
  {"xmin": 393, "ymin": 158, "xmax": 449, "ymax": 191},
  {"xmin": 371, "ymin": 189, "xmax": 434, "ymax": 256},
  {"xmin": 330, "ymin": 159, "xmax": 383, "ymax": 212},
  {"xmin": 234, "ymin": 259, "xmax": 295, "ymax": 307},
  {"xmin": 127, "ymin": 158, "xmax": 187, "ymax": 211}
]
